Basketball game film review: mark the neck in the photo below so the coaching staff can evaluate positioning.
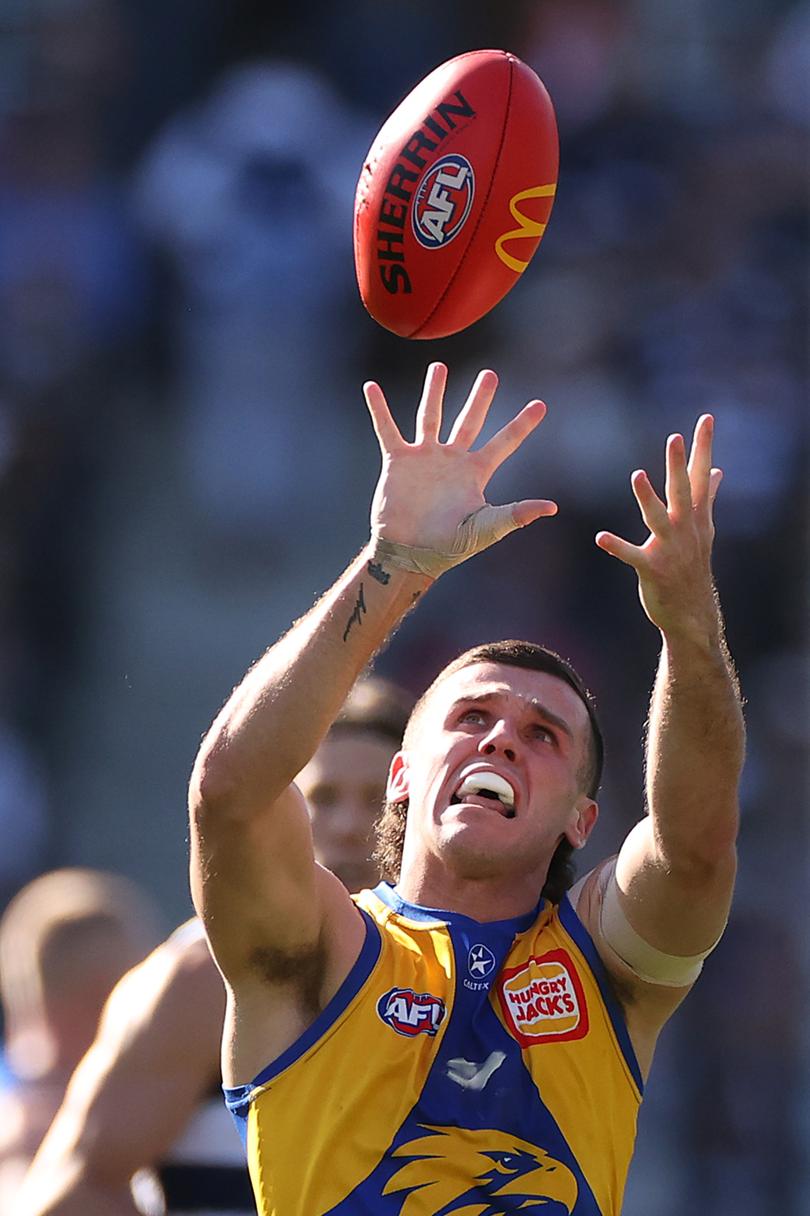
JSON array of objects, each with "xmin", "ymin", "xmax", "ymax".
[{"xmin": 395, "ymin": 862, "xmax": 547, "ymax": 922}]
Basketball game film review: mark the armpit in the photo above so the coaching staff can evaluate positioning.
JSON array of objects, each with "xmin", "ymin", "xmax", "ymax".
[{"xmin": 248, "ymin": 932, "xmax": 327, "ymax": 1016}]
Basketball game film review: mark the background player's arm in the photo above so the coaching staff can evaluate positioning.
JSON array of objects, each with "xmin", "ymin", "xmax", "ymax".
[
  {"xmin": 189, "ymin": 364, "xmax": 556, "ymax": 1011},
  {"xmin": 587, "ymin": 418, "xmax": 744, "ymax": 1042},
  {"xmin": 19, "ymin": 924, "xmax": 226, "ymax": 1216}
]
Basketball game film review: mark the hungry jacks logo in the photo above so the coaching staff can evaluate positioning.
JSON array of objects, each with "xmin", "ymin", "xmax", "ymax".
[{"xmin": 497, "ymin": 949, "xmax": 588, "ymax": 1045}]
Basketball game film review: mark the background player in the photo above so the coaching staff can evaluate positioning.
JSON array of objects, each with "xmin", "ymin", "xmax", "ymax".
[
  {"xmin": 19, "ymin": 677, "xmax": 411, "ymax": 1216},
  {"xmin": 0, "ymin": 870, "xmax": 160, "ymax": 1215},
  {"xmin": 187, "ymin": 362, "xmax": 744, "ymax": 1213}
]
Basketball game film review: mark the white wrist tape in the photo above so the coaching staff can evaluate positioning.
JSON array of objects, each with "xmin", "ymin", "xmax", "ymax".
[
  {"xmin": 600, "ymin": 873, "xmax": 721, "ymax": 988},
  {"xmin": 371, "ymin": 504, "xmax": 522, "ymax": 580}
]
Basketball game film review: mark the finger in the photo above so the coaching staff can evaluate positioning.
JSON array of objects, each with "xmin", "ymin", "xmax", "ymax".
[
  {"xmin": 664, "ymin": 433, "xmax": 692, "ymax": 519},
  {"xmin": 687, "ymin": 414, "xmax": 714, "ymax": 507},
  {"xmin": 709, "ymin": 467, "xmax": 723, "ymax": 504},
  {"xmin": 631, "ymin": 470, "xmax": 670, "ymax": 535},
  {"xmin": 595, "ymin": 530, "xmax": 644, "ymax": 568},
  {"xmin": 446, "ymin": 369, "xmax": 499, "ymax": 448},
  {"xmin": 414, "ymin": 362, "xmax": 447, "ymax": 443},
  {"xmin": 477, "ymin": 399, "xmax": 547, "ymax": 474},
  {"xmin": 363, "ymin": 381, "xmax": 405, "ymax": 452}
]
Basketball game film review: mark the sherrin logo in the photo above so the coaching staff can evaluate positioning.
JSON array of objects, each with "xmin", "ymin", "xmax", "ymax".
[
  {"xmin": 377, "ymin": 987, "xmax": 446, "ymax": 1038},
  {"xmin": 412, "ymin": 154, "xmax": 475, "ymax": 249},
  {"xmin": 497, "ymin": 948, "xmax": 588, "ymax": 1046}
]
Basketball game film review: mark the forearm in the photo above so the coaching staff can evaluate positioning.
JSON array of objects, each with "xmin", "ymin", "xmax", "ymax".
[
  {"xmin": 645, "ymin": 609, "xmax": 745, "ymax": 868},
  {"xmin": 191, "ymin": 541, "xmax": 431, "ymax": 816}
]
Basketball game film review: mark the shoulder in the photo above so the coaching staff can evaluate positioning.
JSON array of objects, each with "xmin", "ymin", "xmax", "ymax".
[{"xmin": 101, "ymin": 918, "xmax": 226, "ymax": 1063}]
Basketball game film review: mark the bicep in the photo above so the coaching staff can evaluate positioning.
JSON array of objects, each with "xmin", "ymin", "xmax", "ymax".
[
  {"xmin": 614, "ymin": 816, "xmax": 736, "ymax": 956},
  {"xmin": 190, "ymin": 780, "xmax": 323, "ymax": 982}
]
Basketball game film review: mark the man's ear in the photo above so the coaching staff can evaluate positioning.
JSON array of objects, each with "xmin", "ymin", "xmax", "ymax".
[
  {"xmin": 565, "ymin": 798, "xmax": 599, "ymax": 850},
  {"xmin": 386, "ymin": 751, "xmax": 410, "ymax": 803}
]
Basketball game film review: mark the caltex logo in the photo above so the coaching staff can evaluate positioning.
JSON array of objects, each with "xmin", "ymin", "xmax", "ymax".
[
  {"xmin": 412, "ymin": 154, "xmax": 475, "ymax": 249},
  {"xmin": 377, "ymin": 987, "xmax": 446, "ymax": 1037},
  {"xmin": 467, "ymin": 943, "xmax": 497, "ymax": 979}
]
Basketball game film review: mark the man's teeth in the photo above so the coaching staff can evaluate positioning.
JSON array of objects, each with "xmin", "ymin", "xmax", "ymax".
[{"xmin": 455, "ymin": 772, "xmax": 515, "ymax": 809}]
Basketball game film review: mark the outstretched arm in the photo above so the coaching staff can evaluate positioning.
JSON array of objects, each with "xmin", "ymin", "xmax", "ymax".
[
  {"xmin": 585, "ymin": 417, "xmax": 744, "ymax": 1062},
  {"xmin": 189, "ymin": 363, "xmax": 557, "ymax": 1061},
  {"xmin": 19, "ymin": 924, "xmax": 226, "ymax": 1216}
]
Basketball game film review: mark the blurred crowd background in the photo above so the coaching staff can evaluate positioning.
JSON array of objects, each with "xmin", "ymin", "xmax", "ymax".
[{"xmin": 0, "ymin": 0, "xmax": 807, "ymax": 1212}]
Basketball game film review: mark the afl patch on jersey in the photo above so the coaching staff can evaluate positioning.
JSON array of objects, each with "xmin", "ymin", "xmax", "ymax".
[{"xmin": 376, "ymin": 986, "xmax": 446, "ymax": 1037}]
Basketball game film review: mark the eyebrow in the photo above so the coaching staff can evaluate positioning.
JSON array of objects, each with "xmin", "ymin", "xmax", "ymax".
[{"xmin": 448, "ymin": 692, "xmax": 574, "ymax": 741}]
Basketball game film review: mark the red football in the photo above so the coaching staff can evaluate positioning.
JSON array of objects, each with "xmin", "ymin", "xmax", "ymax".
[{"xmin": 354, "ymin": 49, "xmax": 559, "ymax": 340}]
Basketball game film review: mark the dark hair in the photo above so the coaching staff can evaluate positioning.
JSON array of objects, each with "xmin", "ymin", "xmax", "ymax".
[
  {"xmin": 329, "ymin": 674, "xmax": 413, "ymax": 747},
  {"xmin": 373, "ymin": 640, "xmax": 604, "ymax": 904}
]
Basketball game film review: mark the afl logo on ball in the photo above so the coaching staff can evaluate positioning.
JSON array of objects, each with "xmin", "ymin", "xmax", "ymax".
[{"xmin": 412, "ymin": 154, "xmax": 475, "ymax": 249}]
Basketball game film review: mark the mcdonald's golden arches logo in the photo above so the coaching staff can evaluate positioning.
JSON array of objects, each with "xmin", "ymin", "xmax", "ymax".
[{"xmin": 495, "ymin": 184, "xmax": 557, "ymax": 274}]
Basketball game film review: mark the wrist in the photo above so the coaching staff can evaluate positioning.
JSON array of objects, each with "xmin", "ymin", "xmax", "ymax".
[
  {"xmin": 659, "ymin": 620, "xmax": 731, "ymax": 674},
  {"xmin": 660, "ymin": 601, "xmax": 725, "ymax": 652},
  {"xmin": 367, "ymin": 535, "xmax": 443, "ymax": 584},
  {"xmin": 364, "ymin": 538, "xmax": 437, "ymax": 591}
]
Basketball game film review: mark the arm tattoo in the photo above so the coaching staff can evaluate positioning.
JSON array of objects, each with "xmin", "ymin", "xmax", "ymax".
[
  {"xmin": 342, "ymin": 582, "xmax": 367, "ymax": 642},
  {"xmin": 367, "ymin": 560, "xmax": 390, "ymax": 586}
]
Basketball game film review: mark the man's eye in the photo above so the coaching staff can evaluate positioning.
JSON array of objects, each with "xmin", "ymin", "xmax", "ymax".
[
  {"xmin": 459, "ymin": 710, "xmax": 486, "ymax": 725},
  {"xmin": 532, "ymin": 725, "xmax": 555, "ymax": 743}
]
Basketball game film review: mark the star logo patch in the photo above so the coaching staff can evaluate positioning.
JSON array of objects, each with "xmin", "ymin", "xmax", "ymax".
[{"xmin": 467, "ymin": 943, "xmax": 497, "ymax": 979}]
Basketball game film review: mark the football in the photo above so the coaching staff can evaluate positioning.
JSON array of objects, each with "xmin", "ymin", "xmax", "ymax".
[{"xmin": 353, "ymin": 49, "xmax": 559, "ymax": 340}]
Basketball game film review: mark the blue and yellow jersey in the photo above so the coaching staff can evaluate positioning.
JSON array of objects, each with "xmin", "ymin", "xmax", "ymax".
[{"xmin": 224, "ymin": 883, "xmax": 643, "ymax": 1215}]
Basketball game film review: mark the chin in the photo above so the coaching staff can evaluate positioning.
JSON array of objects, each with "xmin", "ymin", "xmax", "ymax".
[{"xmin": 436, "ymin": 826, "xmax": 519, "ymax": 880}]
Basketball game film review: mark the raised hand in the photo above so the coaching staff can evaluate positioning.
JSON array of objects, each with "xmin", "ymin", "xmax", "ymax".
[
  {"xmin": 595, "ymin": 415, "xmax": 724, "ymax": 642},
  {"xmin": 364, "ymin": 362, "xmax": 557, "ymax": 579}
]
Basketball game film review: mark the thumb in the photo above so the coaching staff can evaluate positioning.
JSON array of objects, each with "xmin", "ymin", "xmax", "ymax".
[
  {"xmin": 458, "ymin": 500, "xmax": 557, "ymax": 556},
  {"xmin": 511, "ymin": 498, "xmax": 559, "ymax": 528}
]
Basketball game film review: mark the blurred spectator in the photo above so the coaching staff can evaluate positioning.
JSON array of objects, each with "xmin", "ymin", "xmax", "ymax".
[
  {"xmin": 132, "ymin": 59, "xmax": 373, "ymax": 556},
  {"xmin": 0, "ymin": 24, "xmax": 151, "ymax": 750},
  {"xmin": 0, "ymin": 868, "xmax": 160, "ymax": 1214}
]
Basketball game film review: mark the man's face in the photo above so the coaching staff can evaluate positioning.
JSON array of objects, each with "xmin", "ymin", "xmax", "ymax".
[
  {"xmin": 390, "ymin": 662, "xmax": 598, "ymax": 884},
  {"xmin": 297, "ymin": 732, "xmax": 395, "ymax": 892}
]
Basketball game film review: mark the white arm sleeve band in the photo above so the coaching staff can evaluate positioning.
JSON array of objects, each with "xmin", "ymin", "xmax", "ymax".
[{"xmin": 599, "ymin": 873, "xmax": 722, "ymax": 988}]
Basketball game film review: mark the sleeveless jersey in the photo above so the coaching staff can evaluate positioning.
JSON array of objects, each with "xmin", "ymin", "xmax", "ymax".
[{"xmin": 224, "ymin": 883, "xmax": 643, "ymax": 1215}]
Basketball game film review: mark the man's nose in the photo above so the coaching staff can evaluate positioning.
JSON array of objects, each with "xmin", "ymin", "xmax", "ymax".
[{"xmin": 478, "ymin": 719, "xmax": 517, "ymax": 763}]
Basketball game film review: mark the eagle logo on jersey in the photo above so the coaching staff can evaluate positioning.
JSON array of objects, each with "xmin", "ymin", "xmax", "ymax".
[{"xmin": 383, "ymin": 1125, "xmax": 578, "ymax": 1214}]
